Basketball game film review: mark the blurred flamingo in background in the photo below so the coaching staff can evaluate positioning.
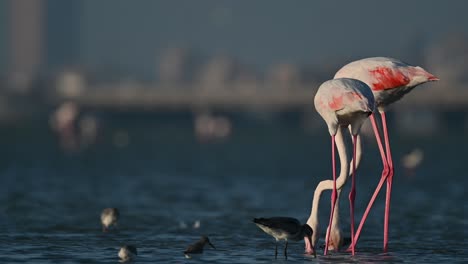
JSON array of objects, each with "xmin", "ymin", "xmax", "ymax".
[
  {"xmin": 334, "ymin": 57, "xmax": 439, "ymax": 252},
  {"xmin": 311, "ymin": 78, "xmax": 374, "ymax": 255}
]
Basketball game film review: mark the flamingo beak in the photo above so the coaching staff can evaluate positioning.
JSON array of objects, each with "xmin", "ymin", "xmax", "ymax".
[
  {"xmin": 304, "ymin": 235, "xmax": 316, "ymax": 258},
  {"xmin": 422, "ymin": 69, "xmax": 439, "ymax": 81},
  {"xmin": 415, "ymin": 66, "xmax": 439, "ymax": 82}
]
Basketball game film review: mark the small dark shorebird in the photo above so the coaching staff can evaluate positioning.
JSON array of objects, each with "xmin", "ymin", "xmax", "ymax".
[
  {"xmin": 118, "ymin": 245, "xmax": 137, "ymax": 262},
  {"xmin": 253, "ymin": 217, "xmax": 316, "ymax": 259},
  {"xmin": 101, "ymin": 208, "xmax": 120, "ymax": 232},
  {"xmin": 184, "ymin": 235, "xmax": 216, "ymax": 258}
]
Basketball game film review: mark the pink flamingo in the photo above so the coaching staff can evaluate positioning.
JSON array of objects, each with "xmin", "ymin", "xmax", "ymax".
[
  {"xmin": 306, "ymin": 128, "xmax": 363, "ymax": 253},
  {"xmin": 334, "ymin": 57, "xmax": 439, "ymax": 252},
  {"xmin": 312, "ymin": 78, "xmax": 375, "ymax": 255}
]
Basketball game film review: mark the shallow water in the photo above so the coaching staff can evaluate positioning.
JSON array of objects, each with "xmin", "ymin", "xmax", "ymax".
[{"xmin": 0, "ymin": 113, "xmax": 467, "ymax": 263}]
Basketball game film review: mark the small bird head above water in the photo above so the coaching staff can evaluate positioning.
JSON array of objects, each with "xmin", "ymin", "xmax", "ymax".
[
  {"xmin": 184, "ymin": 235, "xmax": 216, "ymax": 258},
  {"xmin": 118, "ymin": 245, "xmax": 137, "ymax": 262}
]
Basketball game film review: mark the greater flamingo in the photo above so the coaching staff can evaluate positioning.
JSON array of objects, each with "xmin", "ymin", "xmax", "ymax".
[
  {"xmin": 307, "ymin": 129, "xmax": 362, "ymax": 253},
  {"xmin": 333, "ymin": 57, "xmax": 439, "ymax": 252},
  {"xmin": 310, "ymin": 78, "xmax": 375, "ymax": 255}
]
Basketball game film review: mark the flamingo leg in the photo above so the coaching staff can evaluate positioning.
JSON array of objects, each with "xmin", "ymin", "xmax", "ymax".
[
  {"xmin": 381, "ymin": 111, "xmax": 394, "ymax": 252},
  {"xmin": 348, "ymin": 114, "xmax": 389, "ymax": 250},
  {"xmin": 349, "ymin": 134, "xmax": 358, "ymax": 255},
  {"xmin": 324, "ymin": 135, "xmax": 337, "ymax": 256}
]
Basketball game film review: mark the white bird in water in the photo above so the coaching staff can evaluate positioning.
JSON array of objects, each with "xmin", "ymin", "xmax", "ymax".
[
  {"xmin": 184, "ymin": 235, "xmax": 216, "ymax": 258},
  {"xmin": 118, "ymin": 245, "xmax": 137, "ymax": 262},
  {"xmin": 334, "ymin": 57, "xmax": 438, "ymax": 252},
  {"xmin": 193, "ymin": 220, "xmax": 201, "ymax": 229},
  {"xmin": 402, "ymin": 148, "xmax": 424, "ymax": 176},
  {"xmin": 311, "ymin": 78, "xmax": 374, "ymax": 255},
  {"xmin": 101, "ymin": 208, "xmax": 119, "ymax": 232},
  {"xmin": 253, "ymin": 217, "xmax": 316, "ymax": 259},
  {"xmin": 178, "ymin": 220, "xmax": 201, "ymax": 229}
]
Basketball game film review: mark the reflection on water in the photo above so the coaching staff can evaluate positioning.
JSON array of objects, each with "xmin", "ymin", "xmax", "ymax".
[{"xmin": 0, "ymin": 112, "xmax": 466, "ymax": 263}]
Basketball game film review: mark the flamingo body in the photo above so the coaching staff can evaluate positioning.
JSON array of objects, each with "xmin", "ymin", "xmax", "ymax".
[
  {"xmin": 314, "ymin": 78, "xmax": 374, "ymax": 135},
  {"xmin": 334, "ymin": 57, "xmax": 438, "ymax": 108},
  {"xmin": 333, "ymin": 57, "xmax": 439, "ymax": 252},
  {"xmin": 312, "ymin": 78, "xmax": 374, "ymax": 255}
]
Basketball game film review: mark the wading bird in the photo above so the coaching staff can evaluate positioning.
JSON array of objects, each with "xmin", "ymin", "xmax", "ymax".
[
  {"xmin": 307, "ymin": 130, "xmax": 363, "ymax": 253},
  {"xmin": 101, "ymin": 208, "xmax": 120, "ymax": 232},
  {"xmin": 253, "ymin": 217, "xmax": 316, "ymax": 259},
  {"xmin": 334, "ymin": 57, "xmax": 438, "ymax": 252},
  {"xmin": 184, "ymin": 235, "xmax": 216, "ymax": 258},
  {"xmin": 310, "ymin": 78, "xmax": 375, "ymax": 255},
  {"xmin": 118, "ymin": 245, "xmax": 137, "ymax": 262}
]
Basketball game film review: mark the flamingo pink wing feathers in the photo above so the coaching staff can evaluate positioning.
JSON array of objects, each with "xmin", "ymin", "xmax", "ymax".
[
  {"xmin": 334, "ymin": 57, "xmax": 437, "ymax": 91},
  {"xmin": 369, "ymin": 66, "xmax": 410, "ymax": 91}
]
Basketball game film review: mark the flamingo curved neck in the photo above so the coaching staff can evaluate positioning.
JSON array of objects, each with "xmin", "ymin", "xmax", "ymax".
[
  {"xmin": 348, "ymin": 133, "xmax": 362, "ymax": 177},
  {"xmin": 307, "ymin": 126, "xmax": 349, "ymax": 246}
]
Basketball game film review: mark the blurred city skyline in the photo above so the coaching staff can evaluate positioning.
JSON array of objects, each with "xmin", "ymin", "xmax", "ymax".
[{"xmin": 1, "ymin": 0, "xmax": 468, "ymax": 79}]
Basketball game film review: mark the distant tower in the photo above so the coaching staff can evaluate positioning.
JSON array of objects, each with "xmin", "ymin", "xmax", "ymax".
[
  {"xmin": 8, "ymin": 0, "xmax": 45, "ymax": 93},
  {"xmin": 265, "ymin": 63, "xmax": 301, "ymax": 90},
  {"xmin": 8, "ymin": 0, "xmax": 82, "ymax": 93},
  {"xmin": 158, "ymin": 47, "xmax": 192, "ymax": 84},
  {"xmin": 198, "ymin": 55, "xmax": 237, "ymax": 90}
]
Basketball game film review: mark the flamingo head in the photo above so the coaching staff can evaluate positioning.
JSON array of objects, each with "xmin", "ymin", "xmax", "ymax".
[{"xmin": 303, "ymin": 224, "xmax": 316, "ymax": 257}]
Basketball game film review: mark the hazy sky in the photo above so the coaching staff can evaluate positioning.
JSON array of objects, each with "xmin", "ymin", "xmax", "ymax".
[
  {"xmin": 79, "ymin": 0, "xmax": 468, "ymax": 76},
  {"xmin": 2, "ymin": 0, "xmax": 468, "ymax": 76},
  {"xmin": 0, "ymin": 1, "xmax": 6, "ymax": 72}
]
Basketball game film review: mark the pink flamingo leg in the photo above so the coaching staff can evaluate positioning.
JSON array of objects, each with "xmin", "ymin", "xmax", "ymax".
[
  {"xmin": 348, "ymin": 134, "xmax": 358, "ymax": 255},
  {"xmin": 348, "ymin": 114, "xmax": 389, "ymax": 250},
  {"xmin": 381, "ymin": 111, "xmax": 394, "ymax": 252},
  {"xmin": 324, "ymin": 135, "xmax": 337, "ymax": 256}
]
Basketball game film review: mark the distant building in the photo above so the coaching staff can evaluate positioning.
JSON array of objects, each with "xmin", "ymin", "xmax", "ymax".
[
  {"xmin": 197, "ymin": 55, "xmax": 238, "ymax": 90},
  {"xmin": 265, "ymin": 63, "xmax": 301, "ymax": 90},
  {"xmin": 8, "ymin": 0, "xmax": 44, "ymax": 93},
  {"xmin": 197, "ymin": 54, "xmax": 259, "ymax": 91},
  {"xmin": 8, "ymin": 0, "xmax": 82, "ymax": 93},
  {"xmin": 158, "ymin": 47, "xmax": 197, "ymax": 84}
]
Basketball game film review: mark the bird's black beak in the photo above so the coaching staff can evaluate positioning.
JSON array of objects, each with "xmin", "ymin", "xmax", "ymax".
[{"xmin": 209, "ymin": 242, "xmax": 216, "ymax": 249}]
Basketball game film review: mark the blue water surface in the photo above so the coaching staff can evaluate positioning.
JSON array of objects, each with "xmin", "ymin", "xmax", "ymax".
[{"xmin": 0, "ymin": 113, "xmax": 466, "ymax": 263}]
